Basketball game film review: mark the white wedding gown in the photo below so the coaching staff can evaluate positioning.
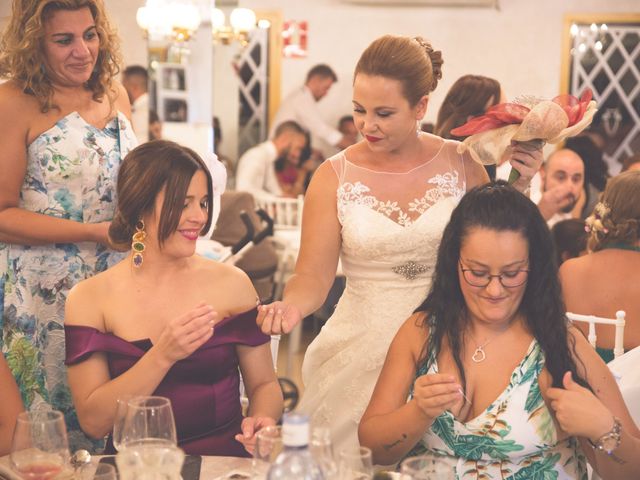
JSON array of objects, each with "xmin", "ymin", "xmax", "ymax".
[{"xmin": 298, "ymin": 137, "xmax": 468, "ymax": 455}]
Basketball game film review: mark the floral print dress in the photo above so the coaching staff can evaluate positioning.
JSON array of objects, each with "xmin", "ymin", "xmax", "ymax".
[
  {"xmin": 0, "ymin": 111, "xmax": 137, "ymax": 451},
  {"xmin": 407, "ymin": 340, "xmax": 589, "ymax": 479}
]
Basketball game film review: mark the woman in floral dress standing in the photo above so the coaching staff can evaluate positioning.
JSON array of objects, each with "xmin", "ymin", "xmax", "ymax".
[{"xmin": 0, "ymin": 0, "xmax": 136, "ymax": 451}]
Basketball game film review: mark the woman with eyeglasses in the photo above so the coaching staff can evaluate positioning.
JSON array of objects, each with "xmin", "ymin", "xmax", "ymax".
[{"xmin": 359, "ymin": 182, "xmax": 640, "ymax": 478}]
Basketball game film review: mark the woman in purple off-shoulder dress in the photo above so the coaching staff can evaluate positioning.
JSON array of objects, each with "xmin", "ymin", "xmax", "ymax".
[{"xmin": 63, "ymin": 141, "xmax": 283, "ymax": 456}]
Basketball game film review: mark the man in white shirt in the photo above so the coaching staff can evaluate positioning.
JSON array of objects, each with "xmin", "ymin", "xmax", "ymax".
[
  {"xmin": 270, "ymin": 65, "xmax": 354, "ymax": 151},
  {"xmin": 537, "ymin": 149, "xmax": 585, "ymax": 228},
  {"xmin": 122, "ymin": 65, "xmax": 149, "ymax": 144},
  {"xmin": 236, "ymin": 121, "xmax": 307, "ymax": 202}
]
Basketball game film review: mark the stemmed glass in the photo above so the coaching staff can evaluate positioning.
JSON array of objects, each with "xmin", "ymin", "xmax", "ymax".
[
  {"xmin": 90, "ymin": 464, "xmax": 118, "ymax": 480},
  {"xmin": 252, "ymin": 425, "xmax": 283, "ymax": 478},
  {"xmin": 400, "ymin": 455, "xmax": 455, "ymax": 479},
  {"xmin": 309, "ymin": 427, "xmax": 336, "ymax": 478},
  {"xmin": 10, "ymin": 410, "xmax": 70, "ymax": 480},
  {"xmin": 337, "ymin": 446, "xmax": 373, "ymax": 480},
  {"xmin": 119, "ymin": 396, "xmax": 177, "ymax": 449},
  {"xmin": 112, "ymin": 395, "xmax": 133, "ymax": 452}
]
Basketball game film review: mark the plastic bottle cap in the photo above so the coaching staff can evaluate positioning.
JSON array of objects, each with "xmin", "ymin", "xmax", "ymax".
[{"xmin": 282, "ymin": 414, "xmax": 309, "ymax": 447}]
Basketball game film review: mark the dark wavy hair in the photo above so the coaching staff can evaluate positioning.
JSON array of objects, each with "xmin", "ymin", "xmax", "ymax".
[
  {"xmin": 109, "ymin": 140, "xmax": 214, "ymax": 250},
  {"xmin": 415, "ymin": 181, "xmax": 588, "ymax": 390}
]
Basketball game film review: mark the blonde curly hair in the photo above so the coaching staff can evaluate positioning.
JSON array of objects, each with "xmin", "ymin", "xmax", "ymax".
[
  {"xmin": 0, "ymin": 0, "xmax": 122, "ymax": 112},
  {"xmin": 586, "ymin": 170, "xmax": 640, "ymax": 252}
]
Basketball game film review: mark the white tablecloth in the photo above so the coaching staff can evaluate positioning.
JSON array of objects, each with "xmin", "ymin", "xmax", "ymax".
[
  {"xmin": 0, "ymin": 455, "xmax": 254, "ymax": 480},
  {"xmin": 608, "ymin": 345, "xmax": 640, "ymax": 425}
]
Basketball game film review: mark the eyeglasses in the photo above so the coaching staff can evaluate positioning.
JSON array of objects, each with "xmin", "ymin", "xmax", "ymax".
[{"xmin": 459, "ymin": 261, "xmax": 529, "ymax": 288}]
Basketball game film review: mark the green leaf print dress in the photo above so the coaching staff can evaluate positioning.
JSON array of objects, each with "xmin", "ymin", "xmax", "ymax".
[{"xmin": 407, "ymin": 340, "xmax": 589, "ymax": 479}]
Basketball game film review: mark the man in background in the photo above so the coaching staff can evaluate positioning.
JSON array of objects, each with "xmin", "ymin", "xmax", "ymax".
[
  {"xmin": 338, "ymin": 115, "xmax": 358, "ymax": 143},
  {"xmin": 537, "ymin": 149, "xmax": 585, "ymax": 228},
  {"xmin": 236, "ymin": 121, "xmax": 307, "ymax": 202},
  {"xmin": 271, "ymin": 64, "xmax": 353, "ymax": 152},
  {"xmin": 122, "ymin": 65, "xmax": 149, "ymax": 143}
]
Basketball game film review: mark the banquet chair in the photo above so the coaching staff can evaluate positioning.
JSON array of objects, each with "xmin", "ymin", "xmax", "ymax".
[
  {"xmin": 253, "ymin": 195, "xmax": 303, "ymax": 230},
  {"xmin": 566, "ymin": 310, "xmax": 626, "ymax": 359},
  {"xmin": 252, "ymin": 196, "xmax": 304, "ymax": 301}
]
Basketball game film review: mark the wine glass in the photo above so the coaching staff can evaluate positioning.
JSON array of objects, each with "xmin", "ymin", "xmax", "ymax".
[
  {"xmin": 112, "ymin": 395, "xmax": 134, "ymax": 452},
  {"xmin": 310, "ymin": 427, "xmax": 336, "ymax": 477},
  {"xmin": 120, "ymin": 396, "xmax": 177, "ymax": 449},
  {"xmin": 91, "ymin": 464, "xmax": 118, "ymax": 480},
  {"xmin": 116, "ymin": 443, "xmax": 184, "ymax": 480},
  {"xmin": 252, "ymin": 425, "xmax": 282, "ymax": 478},
  {"xmin": 10, "ymin": 410, "xmax": 70, "ymax": 480},
  {"xmin": 400, "ymin": 455, "xmax": 455, "ymax": 479},
  {"xmin": 337, "ymin": 446, "xmax": 373, "ymax": 480}
]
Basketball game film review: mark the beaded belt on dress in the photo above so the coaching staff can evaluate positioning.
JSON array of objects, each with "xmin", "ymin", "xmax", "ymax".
[{"xmin": 391, "ymin": 261, "xmax": 430, "ymax": 280}]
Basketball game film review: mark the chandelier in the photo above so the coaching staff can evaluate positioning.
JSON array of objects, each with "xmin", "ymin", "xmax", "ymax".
[
  {"xmin": 570, "ymin": 22, "xmax": 609, "ymax": 55},
  {"xmin": 211, "ymin": 7, "xmax": 257, "ymax": 47},
  {"xmin": 136, "ymin": 0, "xmax": 202, "ymax": 42}
]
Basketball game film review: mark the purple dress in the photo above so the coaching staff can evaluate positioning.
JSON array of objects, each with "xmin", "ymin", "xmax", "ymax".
[{"xmin": 64, "ymin": 308, "xmax": 269, "ymax": 456}]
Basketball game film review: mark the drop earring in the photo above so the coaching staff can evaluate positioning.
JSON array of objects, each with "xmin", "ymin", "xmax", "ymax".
[{"xmin": 131, "ymin": 220, "xmax": 146, "ymax": 268}]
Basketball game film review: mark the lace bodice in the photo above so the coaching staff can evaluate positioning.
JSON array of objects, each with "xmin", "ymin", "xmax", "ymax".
[{"xmin": 331, "ymin": 140, "xmax": 466, "ymax": 284}]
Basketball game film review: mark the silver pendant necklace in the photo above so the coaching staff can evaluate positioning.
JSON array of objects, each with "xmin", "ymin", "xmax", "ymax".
[
  {"xmin": 470, "ymin": 328, "xmax": 509, "ymax": 363},
  {"xmin": 471, "ymin": 340, "xmax": 491, "ymax": 363}
]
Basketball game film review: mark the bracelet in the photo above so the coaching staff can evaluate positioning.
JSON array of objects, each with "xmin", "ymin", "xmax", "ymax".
[{"xmin": 588, "ymin": 416, "xmax": 622, "ymax": 456}]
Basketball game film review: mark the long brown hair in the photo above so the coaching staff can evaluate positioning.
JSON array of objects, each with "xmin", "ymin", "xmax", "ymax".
[
  {"xmin": 109, "ymin": 141, "xmax": 214, "ymax": 251},
  {"xmin": 354, "ymin": 35, "xmax": 443, "ymax": 106},
  {"xmin": 435, "ymin": 74, "xmax": 501, "ymax": 139},
  {"xmin": 0, "ymin": 0, "xmax": 122, "ymax": 112}
]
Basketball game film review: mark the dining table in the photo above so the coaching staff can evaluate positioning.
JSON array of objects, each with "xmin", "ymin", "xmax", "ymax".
[{"xmin": 0, "ymin": 454, "xmax": 256, "ymax": 480}]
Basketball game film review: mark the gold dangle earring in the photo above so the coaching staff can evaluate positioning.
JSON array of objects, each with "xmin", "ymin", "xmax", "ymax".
[{"xmin": 131, "ymin": 220, "xmax": 146, "ymax": 268}]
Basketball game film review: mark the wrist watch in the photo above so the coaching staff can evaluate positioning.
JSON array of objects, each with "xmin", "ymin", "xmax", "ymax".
[{"xmin": 588, "ymin": 416, "xmax": 622, "ymax": 455}]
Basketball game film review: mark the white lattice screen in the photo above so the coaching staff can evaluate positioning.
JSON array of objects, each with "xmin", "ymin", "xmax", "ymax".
[
  {"xmin": 237, "ymin": 29, "xmax": 268, "ymax": 157},
  {"xmin": 569, "ymin": 22, "xmax": 639, "ymax": 172}
]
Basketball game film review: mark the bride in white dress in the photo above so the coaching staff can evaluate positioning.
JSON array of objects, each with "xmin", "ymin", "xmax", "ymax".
[{"xmin": 257, "ymin": 35, "xmax": 542, "ymax": 455}]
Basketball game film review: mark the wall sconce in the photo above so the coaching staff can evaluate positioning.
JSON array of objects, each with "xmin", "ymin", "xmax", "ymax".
[
  {"xmin": 137, "ymin": 0, "xmax": 202, "ymax": 42},
  {"xmin": 211, "ymin": 7, "xmax": 257, "ymax": 47}
]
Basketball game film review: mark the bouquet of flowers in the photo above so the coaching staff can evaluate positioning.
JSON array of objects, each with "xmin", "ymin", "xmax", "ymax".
[{"xmin": 450, "ymin": 89, "xmax": 597, "ymax": 182}]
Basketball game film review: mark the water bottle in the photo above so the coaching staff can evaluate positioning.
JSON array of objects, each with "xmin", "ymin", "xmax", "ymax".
[{"xmin": 267, "ymin": 414, "xmax": 324, "ymax": 480}]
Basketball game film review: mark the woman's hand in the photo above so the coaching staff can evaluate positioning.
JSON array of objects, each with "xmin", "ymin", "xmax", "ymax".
[
  {"xmin": 547, "ymin": 371, "xmax": 615, "ymax": 442},
  {"xmin": 153, "ymin": 302, "xmax": 217, "ymax": 367},
  {"xmin": 508, "ymin": 140, "xmax": 544, "ymax": 193},
  {"xmin": 234, "ymin": 416, "xmax": 277, "ymax": 454},
  {"xmin": 256, "ymin": 302, "xmax": 302, "ymax": 335},
  {"xmin": 412, "ymin": 373, "xmax": 463, "ymax": 421}
]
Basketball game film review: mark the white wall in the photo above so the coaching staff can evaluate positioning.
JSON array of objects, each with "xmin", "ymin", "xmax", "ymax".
[
  {"xmin": 3, "ymin": 0, "xmax": 635, "ymax": 154},
  {"xmin": 106, "ymin": 0, "xmax": 148, "ymax": 69},
  {"xmin": 240, "ymin": 0, "xmax": 636, "ymax": 127}
]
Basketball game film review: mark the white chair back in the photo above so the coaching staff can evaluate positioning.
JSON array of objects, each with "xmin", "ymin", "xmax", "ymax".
[
  {"xmin": 254, "ymin": 195, "xmax": 303, "ymax": 230},
  {"xmin": 566, "ymin": 310, "xmax": 626, "ymax": 359},
  {"xmin": 240, "ymin": 335, "xmax": 281, "ymax": 408}
]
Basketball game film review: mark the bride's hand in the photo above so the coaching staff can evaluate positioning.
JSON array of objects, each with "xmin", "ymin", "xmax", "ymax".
[
  {"xmin": 257, "ymin": 302, "xmax": 302, "ymax": 335},
  {"xmin": 508, "ymin": 140, "xmax": 544, "ymax": 193}
]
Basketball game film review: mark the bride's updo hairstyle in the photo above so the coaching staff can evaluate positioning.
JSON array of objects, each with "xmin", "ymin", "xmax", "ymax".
[
  {"xmin": 354, "ymin": 34, "xmax": 443, "ymax": 106},
  {"xmin": 109, "ymin": 140, "xmax": 214, "ymax": 251},
  {"xmin": 586, "ymin": 170, "xmax": 640, "ymax": 252}
]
